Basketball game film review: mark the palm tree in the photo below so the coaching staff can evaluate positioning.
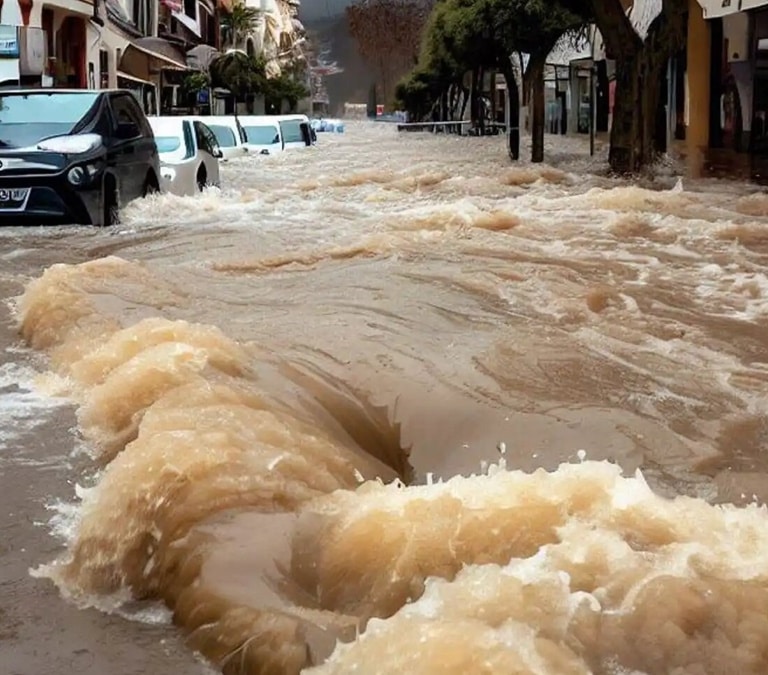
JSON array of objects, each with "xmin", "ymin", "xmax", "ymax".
[
  {"xmin": 220, "ymin": 0, "xmax": 261, "ymax": 50},
  {"xmin": 210, "ymin": 50, "xmax": 267, "ymax": 102}
]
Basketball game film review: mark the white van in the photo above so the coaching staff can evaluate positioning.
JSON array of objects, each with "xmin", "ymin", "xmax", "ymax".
[
  {"xmin": 238, "ymin": 115, "xmax": 283, "ymax": 155},
  {"xmin": 183, "ymin": 115, "xmax": 249, "ymax": 160},
  {"xmin": 274, "ymin": 114, "xmax": 314, "ymax": 150}
]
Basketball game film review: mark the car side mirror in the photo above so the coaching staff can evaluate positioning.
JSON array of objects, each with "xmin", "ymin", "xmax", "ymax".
[
  {"xmin": 116, "ymin": 122, "xmax": 139, "ymax": 140},
  {"xmin": 213, "ymin": 148, "xmax": 223, "ymax": 159}
]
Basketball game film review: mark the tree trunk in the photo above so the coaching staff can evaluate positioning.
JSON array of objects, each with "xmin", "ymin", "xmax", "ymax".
[
  {"xmin": 502, "ymin": 64, "xmax": 520, "ymax": 160},
  {"xmin": 608, "ymin": 5, "xmax": 684, "ymax": 173},
  {"xmin": 478, "ymin": 67, "xmax": 485, "ymax": 133},
  {"xmin": 459, "ymin": 84, "xmax": 469, "ymax": 120},
  {"xmin": 586, "ymin": 0, "xmax": 688, "ymax": 173},
  {"xmin": 518, "ymin": 52, "xmax": 527, "ymax": 105},
  {"xmin": 608, "ymin": 51, "xmax": 642, "ymax": 173},
  {"xmin": 470, "ymin": 67, "xmax": 479, "ymax": 126},
  {"xmin": 528, "ymin": 56, "xmax": 546, "ymax": 163},
  {"xmin": 490, "ymin": 71, "xmax": 497, "ymax": 123}
]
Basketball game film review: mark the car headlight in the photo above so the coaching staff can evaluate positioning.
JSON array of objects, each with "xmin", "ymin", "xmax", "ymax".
[
  {"xmin": 67, "ymin": 163, "xmax": 100, "ymax": 186},
  {"xmin": 161, "ymin": 167, "xmax": 176, "ymax": 181},
  {"xmin": 38, "ymin": 133, "xmax": 102, "ymax": 154},
  {"xmin": 67, "ymin": 166, "xmax": 86, "ymax": 185}
]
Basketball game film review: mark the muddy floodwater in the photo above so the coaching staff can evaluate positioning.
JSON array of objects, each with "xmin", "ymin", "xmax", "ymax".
[{"xmin": 4, "ymin": 124, "xmax": 768, "ymax": 675}]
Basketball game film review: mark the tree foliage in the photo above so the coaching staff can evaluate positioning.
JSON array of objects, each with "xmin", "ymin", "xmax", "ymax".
[
  {"xmin": 210, "ymin": 51, "xmax": 267, "ymax": 102},
  {"xmin": 557, "ymin": 0, "xmax": 688, "ymax": 172},
  {"xmin": 400, "ymin": 0, "xmax": 690, "ymax": 172},
  {"xmin": 264, "ymin": 70, "xmax": 310, "ymax": 113},
  {"xmin": 400, "ymin": 0, "xmax": 585, "ymax": 160},
  {"xmin": 220, "ymin": 0, "xmax": 261, "ymax": 50},
  {"xmin": 347, "ymin": 0, "xmax": 435, "ymax": 107}
]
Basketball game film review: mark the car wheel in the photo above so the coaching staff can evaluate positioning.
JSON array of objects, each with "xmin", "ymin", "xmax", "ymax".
[
  {"xmin": 143, "ymin": 171, "xmax": 160, "ymax": 197},
  {"xmin": 102, "ymin": 176, "xmax": 119, "ymax": 227},
  {"xmin": 197, "ymin": 166, "xmax": 207, "ymax": 192}
]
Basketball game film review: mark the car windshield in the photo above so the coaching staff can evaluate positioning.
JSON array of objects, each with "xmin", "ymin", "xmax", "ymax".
[
  {"xmin": 0, "ymin": 92, "xmax": 99, "ymax": 148},
  {"xmin": 208, "ymin": 125, "xmax": 237, "ymax": 147},
  {"xmin": 155, "ymin": 136, "xmax": 182, "ymax": 154},
  {"xmin": 244, "ymin": 125, "xmax": 279, "ymax": 145}
]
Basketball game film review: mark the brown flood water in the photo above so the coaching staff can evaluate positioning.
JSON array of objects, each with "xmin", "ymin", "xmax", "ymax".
[{"xmin": 4, "ymin": 124, "xmax": 768, "ymax": 674}]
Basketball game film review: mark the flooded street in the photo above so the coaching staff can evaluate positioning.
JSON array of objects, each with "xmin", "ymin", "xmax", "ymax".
[{"xmin": 4, "ymin": 122, "xmax": 768, "ymax": 674}]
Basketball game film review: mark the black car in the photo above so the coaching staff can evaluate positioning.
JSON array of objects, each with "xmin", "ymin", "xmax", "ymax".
[{"xmin": 0, "ymin": 88, "xmax": 161, "ymax": 226}]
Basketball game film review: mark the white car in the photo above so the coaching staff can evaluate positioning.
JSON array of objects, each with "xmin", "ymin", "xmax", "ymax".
[
  {"xmin": 274, "ymin": 114, "xmax": 314, "ymax": 150},
  {"xmin": 148, "ymin": 116, "xmax": 221, "ymax": 196},
  {"xmin": 185, "ymin": 115, "xmax": 249, "ymax": 160},
  {"xmin": 238, "ymin": 115, "xmax": 283, "ymax": 155}
]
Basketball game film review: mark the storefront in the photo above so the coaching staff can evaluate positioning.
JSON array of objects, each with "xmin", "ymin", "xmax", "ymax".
[{"xmin": 689, "ymin": 0, "xmax": 768, "ymax": 178}]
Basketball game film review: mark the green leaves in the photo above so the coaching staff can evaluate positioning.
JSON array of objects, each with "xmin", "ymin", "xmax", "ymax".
[
  {"xmin": 422, "ymin": 0, "xmax": 585, "ymax": 73},
  {"xmin": 210, "ymin": 51, "xmax": 267, "ymax": 101},
  {"xmin": 264, "ymin": 72, "xmax": 309, "ymax": 113},
  {"xmin": 220, "ymin": 0, "xmax": 262, "ymax": 49}
]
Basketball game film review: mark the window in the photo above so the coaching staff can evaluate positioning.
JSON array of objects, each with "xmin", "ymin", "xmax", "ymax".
[
  {"xmin": 244, "ymin": 125, "xmax": 280, "ymax": 145},
  {"xmin": 279, "ymin": 119, "xmax": 303, "ymax": 144},
  {"xmin": 207, "ymin": 124, "xmax": 236, "ymax": 147},
  {"xmin": 110, "ymin": 94, "xmax": 146, "ymax": 138},
  {"xmin": 132, "ymin": 0, "xmax": 152, "ymax": 35},
  {"xmin": 0, "ymin": 91, "xmax": 99, "ymax": 147},
  {"xmin": 155, "ymin": 136, "xmax": 182, "ymax": 153},
  {"xmin": 182, "ymin": 121, "xmax": 195, "ymax": 158},
  {"xmin": 194, "ymin": 121, "xmax": 220, "ymax": 155}
]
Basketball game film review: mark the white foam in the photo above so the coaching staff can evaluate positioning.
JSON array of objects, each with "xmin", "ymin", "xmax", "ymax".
[{"xmin": 0, "ymin": 360, "xmax": 69, "ymax": 457}]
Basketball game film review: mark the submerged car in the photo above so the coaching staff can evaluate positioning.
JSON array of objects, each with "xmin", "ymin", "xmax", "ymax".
[
  {"xmin": 238, "ymin": 115, "xmax": 283, "ymax": 155},
  {"xmin": 148, "ymin": 116, "xmax": 222, "ymax": 196},
  {"xmin": 185, "ymin": 115, "xmax": 248, "ymax": 161},
  {"xmin": 311, "ymin": 118, "xmax": 345, "ymax": 134},
  {"xmin": 0, "ymin": 88, "xmax": 160, "ymax": 226},
  {"xmin": 275, "ymin": 114, "xmax": 314, "ymax": 150}
]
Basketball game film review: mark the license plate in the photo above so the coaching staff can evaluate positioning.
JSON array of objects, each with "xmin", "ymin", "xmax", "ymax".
[{"xmin": 0, "ymin": 187, "xmax": 29, "ymax": 209}]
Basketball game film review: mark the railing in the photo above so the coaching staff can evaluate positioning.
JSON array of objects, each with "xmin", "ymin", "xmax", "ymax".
[
  {"xmin": 395, "ymin": 121, "xmax": 508, "ymax": 136},
  {"xmin": 395, "ymin": 121, "xmax": 472, "ymax": 135}
]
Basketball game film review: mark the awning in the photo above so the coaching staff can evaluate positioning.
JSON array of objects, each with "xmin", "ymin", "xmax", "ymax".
[
  {"xmin": 741, "ymin": 0, "xmax": 768, "ymax": 11},
  {"xmin": 116, "ymin": 70, "xmax": 155, "ymax": 86},
  {"xmin": 694, "ymin": 0, "xmax": 768, "ymax": 18},
  {"xmin": 120, "ymin": 37, "xmax": 188, "ymax": 79},
  {"xmin": 172, "ymin": 10, "xmax": 201, "ymax": 37},
  {"xmin": 187, "ymin": 44, "xmax": 219, "ymax": 71}
]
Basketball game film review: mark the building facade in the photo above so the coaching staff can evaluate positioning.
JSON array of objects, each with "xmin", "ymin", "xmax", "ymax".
[
  {"xmin": 243, "ymin": 0, "xmax": 304, "ymax": 77},
  {"xmin": 0, "ymin": 0, "xmax": 314, "ymax": 116},
  {"xmin": 686, "ymin": 0, "xmax": 768, "ymax": 178}
]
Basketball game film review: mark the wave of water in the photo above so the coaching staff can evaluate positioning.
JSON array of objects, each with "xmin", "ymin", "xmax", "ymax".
[{"xmin": 11, "ymin": 123, "xmax": 768, "ymax": 674}]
